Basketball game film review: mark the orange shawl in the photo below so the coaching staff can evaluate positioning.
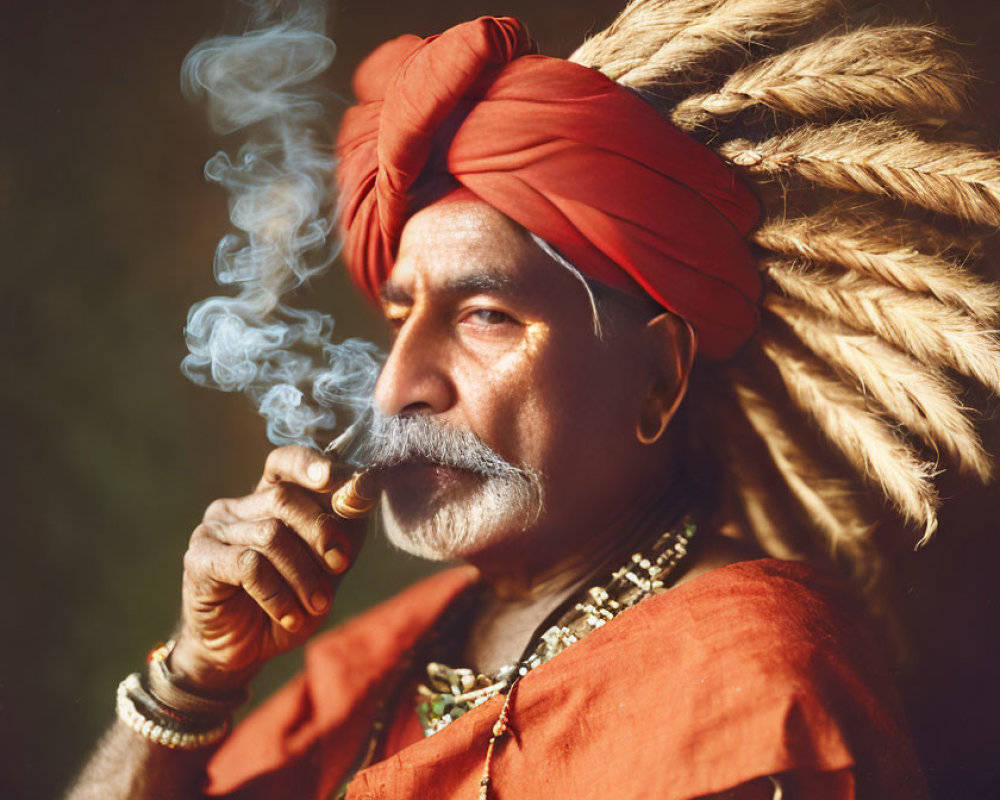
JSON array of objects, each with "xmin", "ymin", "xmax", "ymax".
[{"xmin": 206, "ymin": 559, "xmax": 926, "ymax": 799}]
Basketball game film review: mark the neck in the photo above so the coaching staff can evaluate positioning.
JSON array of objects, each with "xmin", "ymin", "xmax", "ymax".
[
  {"xmin": 460, "ymin": 472, "xmax": 689, "ymax": 674},
  {"xmin": 470, "ymin": 472, "xmax": 687, "ymax": 600}
]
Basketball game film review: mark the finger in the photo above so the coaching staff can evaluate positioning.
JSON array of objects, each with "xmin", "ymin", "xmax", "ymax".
[
  {"xmin": 222, "ymin": 484, "xmax": 354, "ymax": 573},
  {"xmin": 325, "ymin": 507, "xmax": 368, "ymax": 573},
  {"xmin": 257, "ymin": 446, "xmax": 337, "ymax": 493},
  {"xmin": 203, "ymin": 497, "xmax": 237, "ymax": 524},
  {"xmin": 223, "ymin": 519, "xmax": 333, "ymax": 615},
  {"xmin": 195, "ymin": 535, "xmax": 308, "ymax": 633}
]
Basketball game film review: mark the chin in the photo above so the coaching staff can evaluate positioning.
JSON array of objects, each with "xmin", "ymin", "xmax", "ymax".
[{"xmin": 378, "ymin": 469, "xmax": 544, "ymax": 561}]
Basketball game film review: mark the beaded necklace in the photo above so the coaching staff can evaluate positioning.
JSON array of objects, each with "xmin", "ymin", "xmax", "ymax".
[
  {"xmin": 415, "ymin": 515, "xmax": 696, "ymax": 738},
  {"xmin": 331, "ymin": 514, "xmax": 697, "ymax": 800}
]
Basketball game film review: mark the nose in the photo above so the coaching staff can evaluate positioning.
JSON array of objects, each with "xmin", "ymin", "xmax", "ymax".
[{"xmin": 373, "ymin": 315, "xmax": 455, "ymax": 417}]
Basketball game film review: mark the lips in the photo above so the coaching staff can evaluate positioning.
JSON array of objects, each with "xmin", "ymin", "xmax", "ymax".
[{"xmin": 379, "ymin": 460, "xmax": 472, "ymax": 497}]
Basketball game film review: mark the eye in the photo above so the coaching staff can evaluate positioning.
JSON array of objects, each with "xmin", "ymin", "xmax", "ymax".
[
  {"xmin": 383, "ymin": 306, "xmax": 409, "ymax": 333},
  {"xmin": 463, "ymin": 308, "xmax": 515, "ymax": 326}
]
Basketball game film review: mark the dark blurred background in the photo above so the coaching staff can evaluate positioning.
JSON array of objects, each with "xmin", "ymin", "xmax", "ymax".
[{"xmin": 1, "ymin": 1, "xmax": 998, "ymax": 798}]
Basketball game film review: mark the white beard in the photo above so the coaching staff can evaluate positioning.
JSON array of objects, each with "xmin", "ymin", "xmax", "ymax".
[{"xmin": 379, "ymin": 473, "xmax": 543, "ymax": 561}]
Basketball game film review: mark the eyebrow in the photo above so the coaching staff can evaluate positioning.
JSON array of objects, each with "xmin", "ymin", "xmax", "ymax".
[{"xmin": 379, "ymin": 271, "xmax": 519, "ymax": 304}]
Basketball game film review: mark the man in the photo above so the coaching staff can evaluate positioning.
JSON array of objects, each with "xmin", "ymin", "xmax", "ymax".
[{"xmin": 69, "ymin": 3, "xmax": 1000, "ymax": 798}]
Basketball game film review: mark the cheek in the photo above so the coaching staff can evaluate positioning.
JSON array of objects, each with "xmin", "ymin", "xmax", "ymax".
[
  {"xmin": 447, "ymin": 322, "xmax": 644, "ymax": 478},
  {"xmin": 496, "ymin": 338, "xmax": 641, "ymax": 472},
  {"xmin": 447, "ymin": 328, "xmax": 561, "ymax": 465}
]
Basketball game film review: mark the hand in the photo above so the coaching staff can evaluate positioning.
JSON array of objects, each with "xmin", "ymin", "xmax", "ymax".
[{"xmin": 169, "ymin": 446, "xmax": 366, "ymax": 694}]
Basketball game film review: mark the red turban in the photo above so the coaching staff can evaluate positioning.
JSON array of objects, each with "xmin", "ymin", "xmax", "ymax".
[{"xmin": 336, "ymin": 17, "xmax": 762, "ymax": 359}]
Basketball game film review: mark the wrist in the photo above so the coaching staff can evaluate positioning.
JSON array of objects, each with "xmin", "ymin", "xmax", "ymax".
[
  {"xmin": 168, "ymin": 636, "xmax": 260, "ymax": 696},
  {"xmin": 112, "ymin": 638, "xmax": 251, "ymax": 753}
]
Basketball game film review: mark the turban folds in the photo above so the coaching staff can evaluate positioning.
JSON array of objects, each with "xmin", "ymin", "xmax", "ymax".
[{"xmin": 336, "ymin": 17, "xmax": 762, "ymax": 359}]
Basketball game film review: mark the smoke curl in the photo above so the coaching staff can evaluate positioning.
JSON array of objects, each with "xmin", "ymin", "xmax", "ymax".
[{"xmin": 180, "ymin": 1, "xmax": 381, "ymax": 457}]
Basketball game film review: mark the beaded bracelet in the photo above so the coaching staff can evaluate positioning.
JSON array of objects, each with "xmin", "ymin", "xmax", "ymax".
[
  {"xmin": 114, "ymin": 640, "xmax": 251, "ymax": 751},
  {"xmin": 116, "ymin": 673, "xmax": 229, "ymax": 750}
]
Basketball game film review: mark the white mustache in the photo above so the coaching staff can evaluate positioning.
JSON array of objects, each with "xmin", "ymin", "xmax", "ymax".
[{"xmin": 358, "ymin": 414, "xmax": 529, "ymax": 481}]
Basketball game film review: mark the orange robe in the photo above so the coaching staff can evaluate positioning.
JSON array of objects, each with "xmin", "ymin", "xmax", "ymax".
[{"xmin": 205, "ymin": 560, "xmax": 927, "ymax": 799}]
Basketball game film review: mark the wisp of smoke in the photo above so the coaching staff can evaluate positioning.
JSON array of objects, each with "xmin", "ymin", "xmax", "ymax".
[{"xmin": 179, "ymin": 0, "xmax": 382, "ymax": 456}]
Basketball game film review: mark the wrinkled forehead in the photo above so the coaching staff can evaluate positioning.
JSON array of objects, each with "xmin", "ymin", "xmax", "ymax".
[
  {"xmin": 382, "ymin": 193, "xmax": 661, "ymax": 335},
  {"xmin": 401, "ymin": 191, "xmax": 521, "ymax": 252},
  {"xmin": 381, "ymin": 193, "xmax": 572, "ymax": 303}
]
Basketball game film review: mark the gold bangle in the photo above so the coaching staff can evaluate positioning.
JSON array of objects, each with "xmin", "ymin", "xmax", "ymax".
[{"xmin": 331, "ymin": 472, "xmax": 376, "ymax": 519}]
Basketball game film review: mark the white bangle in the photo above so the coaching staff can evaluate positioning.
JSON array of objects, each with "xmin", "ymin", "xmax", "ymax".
[{"xmin": 116, "ymin": 673, "xmax": 229, "ymax": 750}]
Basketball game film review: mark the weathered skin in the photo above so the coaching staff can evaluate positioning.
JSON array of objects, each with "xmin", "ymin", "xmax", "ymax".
[{"xmin": 66, "ymin": 200, "xmax": 728, "ymax": 800}]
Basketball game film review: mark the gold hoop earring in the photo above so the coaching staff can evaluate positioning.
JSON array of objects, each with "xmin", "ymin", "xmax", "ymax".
[{"xmin": 636, "ymin": 415, "xmax": 668, "ymax": 446}]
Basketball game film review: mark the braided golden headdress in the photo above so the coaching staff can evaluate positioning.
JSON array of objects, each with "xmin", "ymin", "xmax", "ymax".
[{"xmin": 572, "ymin": 0, "xmax": 1000, "ymax": 584}]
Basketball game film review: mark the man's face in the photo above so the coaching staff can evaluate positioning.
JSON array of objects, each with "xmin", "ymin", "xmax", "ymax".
[{"xmin": 372, "ymin": 198, "xmax": 660, "ymax": 562}]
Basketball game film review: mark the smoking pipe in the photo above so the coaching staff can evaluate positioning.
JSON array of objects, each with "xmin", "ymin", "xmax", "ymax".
[{"xmin": 329, "ymin": 471, "xmax": 376, "ymax": 519}]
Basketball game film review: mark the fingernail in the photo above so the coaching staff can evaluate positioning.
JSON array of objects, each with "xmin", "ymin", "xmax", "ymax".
[
  {"xmin": 311, "ymin": 591, "xmax": 329, "ymax": 613},
  {"xmin": 280, "ymin": 613, "xmax": 302, "ymax": 632},
  {"xmin": 307, "ymin": 462, "xmax": 328, "ymax": 484},
  {"xmin": 324, "ymin": 548, "xmax": 346, "ymax": 574}
]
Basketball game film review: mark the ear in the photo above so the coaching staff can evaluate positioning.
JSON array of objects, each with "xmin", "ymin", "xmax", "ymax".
[{"xmin": 636, "ymin": 312, "xmax": 696, "ymax": 444}]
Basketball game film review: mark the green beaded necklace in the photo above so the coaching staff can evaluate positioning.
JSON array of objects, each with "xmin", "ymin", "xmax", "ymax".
[{"xmin": 416, "ymin": 516, "xmax": 697, "ymax": 737}]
